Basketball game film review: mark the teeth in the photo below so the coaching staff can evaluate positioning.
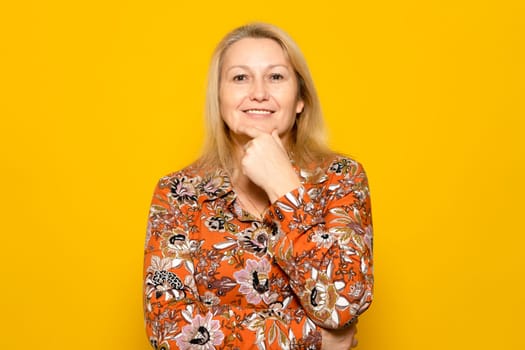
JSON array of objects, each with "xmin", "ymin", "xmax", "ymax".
[{"xmin": 245, "ymin": 109, "xmax": 272, "ymax": 114}]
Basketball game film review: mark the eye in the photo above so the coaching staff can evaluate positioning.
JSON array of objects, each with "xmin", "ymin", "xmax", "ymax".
[
  {"xmin": 233, "ymin": 74, "xmax": 248, "ymax": 82},
  {"xmin": 269, "ymin": 73, "xmax": 284, "ymax": 81}
]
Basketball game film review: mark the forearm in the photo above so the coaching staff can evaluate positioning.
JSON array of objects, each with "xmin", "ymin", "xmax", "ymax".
[
  {"xmin": 321, "ymin": 323, "xmax": 358, "ymax": 350},
  {"xmin": 263, "ymin": 160, "xmax": 373, "ymax": 328}
]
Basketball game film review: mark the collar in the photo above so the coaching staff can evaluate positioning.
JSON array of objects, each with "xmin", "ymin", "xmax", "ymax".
[
  {"xmin": 194, "ymin": 162, "xmax": 328, "ymax": 208},
  {"xmin": 196, "ymin": 168, "xmax": 235, "ymax": 206}
]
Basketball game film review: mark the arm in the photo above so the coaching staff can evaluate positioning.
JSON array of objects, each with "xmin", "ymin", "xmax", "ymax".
[
  {"xmin": 321, "ymin": 323, "xmax": 358, "ymax": 350},
  {"xmin": 264, "ymin": 158, "xmax": 373, "ymax": 329},
  {"xmin": 143, "ymin": 177, "xmax": 226, "ymax": 349},
  {"xmin": 236, "ymin": 127, "xmax": 373, "ymax": 329}
]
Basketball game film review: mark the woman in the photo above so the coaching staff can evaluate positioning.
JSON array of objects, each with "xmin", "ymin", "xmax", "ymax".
[{"xmin": 143, "ymin": 23, "xmax": 373, "ymax": 350}]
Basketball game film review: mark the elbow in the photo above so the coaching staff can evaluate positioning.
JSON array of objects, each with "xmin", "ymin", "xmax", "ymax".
[
  {"xmin": 299, "ymin": 271, "xmax": 373, "ymax": 330},
  {"xmin": 308, "ymin": 290, "xmax": 372, "ymax": 330},
  {"xmin": 301, "ymin": 281, "xmax": 372, "ymax": 329}
]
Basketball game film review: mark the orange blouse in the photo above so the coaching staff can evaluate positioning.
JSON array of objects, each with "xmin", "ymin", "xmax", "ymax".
[{"xmin": 143, "ymin": 155, "xmax": 373, "ymax": 350}]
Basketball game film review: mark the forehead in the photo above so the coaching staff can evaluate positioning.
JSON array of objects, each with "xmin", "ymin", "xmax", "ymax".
[{"xmin": 221, "ymin": 38, "xmax": 291, "ymax": 69}]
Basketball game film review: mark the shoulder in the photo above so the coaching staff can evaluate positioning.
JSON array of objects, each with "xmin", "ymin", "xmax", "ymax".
[
  {"xmin": 302, "ymin": 154, "xmax": 366, "ymax": 184},
  {"xmin": 317, "ymin": 155, "xmax": 371, "ymax": 207},
  {"xmin": 155, "ymin": 161, "xmax": 232, "ymax": 205},
  {"xmin": 157, "ymin": 161, "xmax": 205, "ymax": 186},
  {"xmin": 325, "ymin": 154, "xmax": 367, "ymax": 179}
]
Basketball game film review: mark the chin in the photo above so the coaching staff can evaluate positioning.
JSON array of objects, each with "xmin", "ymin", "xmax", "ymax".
[{"xmin": 241, "ymin": 122, "xmax": 276, "ymax": 133}]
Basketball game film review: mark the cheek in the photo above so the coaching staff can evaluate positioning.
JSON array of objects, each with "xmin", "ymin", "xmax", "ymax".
[
  {"xmin": 220, "ymin": 86, "xmax": 243, "ymax": 111},
  {"xmin": 276, "ymin": 83, "xmax": 300, "ymax": 110},
  {"xmin": 219, "ymin": 89, "xmax": 232, "ymax": 116},
  {"xmin": 219, "ymin": 92, "xmax": 236, "ymax": 129},
  {"xmin": 281, "ymin": 92, "xmax": 301, "ymax": 113}
]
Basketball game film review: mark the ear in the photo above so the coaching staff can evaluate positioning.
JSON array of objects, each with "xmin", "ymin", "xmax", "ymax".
[{"xmin": 295, "ymin": 99, "xmax": 305, "ymax": 114}]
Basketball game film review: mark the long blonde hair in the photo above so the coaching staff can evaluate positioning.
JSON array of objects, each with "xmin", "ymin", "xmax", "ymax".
[{"xmin": 199, "ymin": 22, "xmax": 332, "ymax": 171}]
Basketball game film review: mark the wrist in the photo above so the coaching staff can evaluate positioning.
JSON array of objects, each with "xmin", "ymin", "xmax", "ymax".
[{"xmin": 267, "ymin": 177, "xmax": 301, "ymax": 203}]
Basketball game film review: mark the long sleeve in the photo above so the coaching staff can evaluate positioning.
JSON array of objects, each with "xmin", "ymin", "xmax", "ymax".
[
  {"xmin": 143, "ymin": 159, "xmax": 373, "ymax": 349},
  {"xmin": 143, "ymin": 174, "xmax": 289, "ymax": 350},
  {"xmin": 143, "ymin": 179, "xmax": 228, "ymax": 350},
  {"xmin": 264, "ymin": 158, "xmax": 373, "ymax": 329}
]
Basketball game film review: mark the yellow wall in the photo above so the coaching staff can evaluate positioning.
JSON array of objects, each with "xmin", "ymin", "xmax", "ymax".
[{"xmin": 1, "ymin": 1, "xmax": 523, "ymax": 349}]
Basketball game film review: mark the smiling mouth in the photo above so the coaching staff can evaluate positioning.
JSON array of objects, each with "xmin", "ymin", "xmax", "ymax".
[{"xmin": 243, "ymin": 109, "xmax": 275, "ymax": 115}]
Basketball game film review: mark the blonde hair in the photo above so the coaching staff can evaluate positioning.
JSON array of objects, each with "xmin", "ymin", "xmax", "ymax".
[{"xmin": 199, "ymin": 22, "xmax": 332, "ymax": 171}]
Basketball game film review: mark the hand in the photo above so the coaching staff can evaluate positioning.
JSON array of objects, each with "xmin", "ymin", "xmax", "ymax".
[
  {"xmin": 320, "ymin": 322, "xmax": 358, "ymax": 350},
  {"xmin": 237, "ymin": 126, "xmax": 300, "ymax": 203}
]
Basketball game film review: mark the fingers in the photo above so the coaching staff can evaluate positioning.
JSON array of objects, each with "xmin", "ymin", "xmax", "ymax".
[
  {"xmin": 271, "ymin": 129, "xmax": 286, "ymax": 152},
  {"xmin": 238, "ymin": 127, "xmax": 287, "ymax": 155},
  {"xmin": 351, "ymin": 322, "xmax": 358, "ymax": 348},
  {"xmin": 236, "ymin": 125, "xmax": 267, "ymax": 139},
  {"xmin": 236, "ymin": 126, "xmax": 284, "ymax": 147}
]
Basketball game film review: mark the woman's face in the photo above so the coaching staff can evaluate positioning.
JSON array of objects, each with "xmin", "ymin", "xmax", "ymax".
[{"xmin": 219, "ymin": 38, "xmax": 304, "ymax": 145}]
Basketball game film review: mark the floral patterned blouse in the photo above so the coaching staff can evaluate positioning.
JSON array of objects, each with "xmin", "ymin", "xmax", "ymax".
[{"xmin": 143, "ymin": 155, "xmax": 373, "ymax": 350}]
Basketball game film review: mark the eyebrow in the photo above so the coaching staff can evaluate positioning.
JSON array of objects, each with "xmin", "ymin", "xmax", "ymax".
[{"xmin": 224, "ymin": 64, "xmax": 290, "ymax": 73}]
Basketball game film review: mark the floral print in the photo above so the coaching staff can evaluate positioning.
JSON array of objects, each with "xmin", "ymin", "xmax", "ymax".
[
  {"xmin": 298, "ymin": 270, "xmax": 342, "ymax": 328},
  {"xmin": 238, "ymin": 222, "xmax": 269, "ymax": 256},
  {"xmin": 234, "ymin": 258, "xmax": 277, "ymax": 305},
  {"xmin": 175, "ymin": 313, "xmax": 225, "ymax": 350},
  {"xmin": 144, "ymin": 156, "xmax": 373, "ymax": 349}
]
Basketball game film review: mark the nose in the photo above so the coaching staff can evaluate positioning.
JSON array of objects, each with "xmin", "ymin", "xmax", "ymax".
[{"xmin": 249, "ymin": 78, "xmax": 269, "ymax": 101}]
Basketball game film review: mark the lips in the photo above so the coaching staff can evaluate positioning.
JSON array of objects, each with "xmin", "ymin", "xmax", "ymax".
[{"xmin": 242, "ymin": 109, "xmax": 275, "ymax": 115}]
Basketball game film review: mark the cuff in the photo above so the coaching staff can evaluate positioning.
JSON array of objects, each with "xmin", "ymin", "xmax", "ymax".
[{"xmin": 263, "ymin": 185, "xmax": 324, "ymax": 257}]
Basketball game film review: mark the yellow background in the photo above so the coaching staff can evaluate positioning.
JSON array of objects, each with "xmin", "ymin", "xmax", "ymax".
[{"xmin": 1, "ymin": 0, "xmax": 523, "ymax": 349}]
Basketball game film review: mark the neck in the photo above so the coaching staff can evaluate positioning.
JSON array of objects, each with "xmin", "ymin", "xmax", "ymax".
[
  {"xmin": 230, "ymin": 164, "xmax": 270, "ymax": 218},
  {"xmin": 231, "ymin": 167, "xmax": 267, "ymax": 200}
]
